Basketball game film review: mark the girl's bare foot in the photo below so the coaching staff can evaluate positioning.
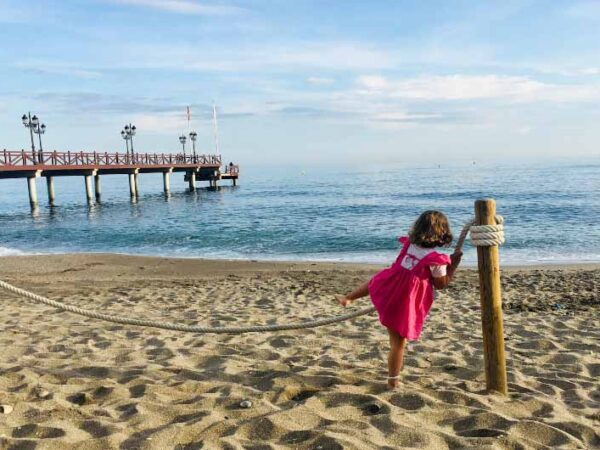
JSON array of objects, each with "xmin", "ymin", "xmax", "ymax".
[
  {"xmin": 387, "ymin": 375, "xmax": 400, "ymax": 390},
  {"xmin": 338, "ymin": 296, "xmax": 353, "ymax": 307}
]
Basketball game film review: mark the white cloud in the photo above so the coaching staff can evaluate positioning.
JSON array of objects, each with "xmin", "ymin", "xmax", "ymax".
[
  {"xmin": 355, "ymin": 74, "xmax": 600, "ymax": 102},
  {"xmin": 131, "ymin": 103, "xmax": 258, "ymax": 133},
  {"xmin": 111, "ymin": 0, "xmax": 243, "ymax": 16},
  {"xmin": 133, "ymin": 113, "xmax": 188, "ymax": 133},
  {"xmin": 278, "ymin": 43, "xmax": 395, "ymax": 70},
  {"xmin": 15, "ymin": 61, "xmax": 102, "ymax": 79},
  {"xmin": 306, "ymin": 77, "xmax": 335, "ymax": 86},
  {"xmin": 373, "ymin": 111, "xmax": 443, "ymax": 122},
  {"xmin": 83, "ymin": 41, "xmax": 398, "ymax": 73},
  {"xmin": 580, "ymin": 67, "xmax": 600, "ymax": 75},
  {"xmin": 357, "ymin": 75, "xmax": 388, "ymax": 90}
]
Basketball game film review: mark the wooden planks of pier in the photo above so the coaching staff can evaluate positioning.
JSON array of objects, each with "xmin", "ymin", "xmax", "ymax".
[{"xmin": 0, "ymin": 149, "xmax": 239, "ymax": 207}]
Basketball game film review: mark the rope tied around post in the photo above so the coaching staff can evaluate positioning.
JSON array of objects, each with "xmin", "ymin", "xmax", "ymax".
[
  {"xmin": 470, "ymin": 215, "xmax": 504, "ymax": 247},
  {"xmin": 454, "ymin": 215, "xmax": 504, "ymax": 253}
]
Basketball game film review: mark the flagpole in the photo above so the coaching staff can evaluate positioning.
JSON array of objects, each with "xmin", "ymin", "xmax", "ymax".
[
  {"xmin": 186, "ymin": 106, "xmax": 191, "ymax": 138},
  {"xmin": 212, "ymin": 103, "xmax": 220, "ymax": 156}
]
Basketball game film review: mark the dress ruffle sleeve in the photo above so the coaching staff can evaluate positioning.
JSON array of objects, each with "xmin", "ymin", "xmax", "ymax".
[{"xmin": 422, "ymin": 251, "xmax": 451, "ymax": 267}]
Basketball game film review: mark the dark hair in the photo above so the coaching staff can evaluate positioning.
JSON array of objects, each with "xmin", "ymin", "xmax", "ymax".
[{"xmin": 409, "ymin": 210, "xmax": 453, "ymax": 248}]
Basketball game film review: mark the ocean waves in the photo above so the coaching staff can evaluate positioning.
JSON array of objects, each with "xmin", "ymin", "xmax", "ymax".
[{"xmin": 0, "ymin": 160, "xmax": 599, "ymax": 266}]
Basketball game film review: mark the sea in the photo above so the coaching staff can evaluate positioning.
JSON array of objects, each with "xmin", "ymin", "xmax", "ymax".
[{"xmin": 1, "ymin": 159, "xmax": 599, "ymax": 266}]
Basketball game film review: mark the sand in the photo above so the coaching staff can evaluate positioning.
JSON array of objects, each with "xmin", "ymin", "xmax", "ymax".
[{"xmin": 0, "ymin": 254, "xmax": 598, "ymax": 449}]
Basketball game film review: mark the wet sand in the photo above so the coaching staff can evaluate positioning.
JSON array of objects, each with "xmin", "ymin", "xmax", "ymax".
[{"xmin": 0, "ymin": 254, "xmax": 598, "ymax": 449}]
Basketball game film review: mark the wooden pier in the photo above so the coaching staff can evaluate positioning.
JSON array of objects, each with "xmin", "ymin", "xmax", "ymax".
[{"xmin": 0, "ymin": 149, "xmax": 239, "ymax": 207}]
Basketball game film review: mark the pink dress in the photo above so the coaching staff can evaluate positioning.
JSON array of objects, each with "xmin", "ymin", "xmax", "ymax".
[{"xmin": 368, "ymin": 237, "xmax": 451, "ymax": 340}]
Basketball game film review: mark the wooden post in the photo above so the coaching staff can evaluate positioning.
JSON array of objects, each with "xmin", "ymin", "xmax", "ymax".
[
  {"xmin": 84, "ymin": 175, "xmax": 94, "ymax": 203},
  {"xmin": 94, "ymin": 174, "xmax": 101, "ymax": 201},
  {"xmin": 27, "ymin": 176, "xmax": 38, "ymax": 208},
  {"xmin": 475, "ymin": 199, "xmax": 508, "ymax": 395},
  {"xmin": 46, "ymin": 176, "xmax": 55, "ymax": 204}
]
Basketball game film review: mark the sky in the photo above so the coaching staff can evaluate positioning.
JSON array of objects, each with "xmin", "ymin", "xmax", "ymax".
[{"xmin": 1, "ymin": 0, "xmax": 599, "ymax": 168}]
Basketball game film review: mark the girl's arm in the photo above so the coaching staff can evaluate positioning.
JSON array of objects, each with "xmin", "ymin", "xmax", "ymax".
[
  {"xmin": 338, "ymin": 280, "xmax": 370, "ymax": 306},
  {"xmin": 432, "ymin": 251, "xmax": 463, "ymax": 289}
]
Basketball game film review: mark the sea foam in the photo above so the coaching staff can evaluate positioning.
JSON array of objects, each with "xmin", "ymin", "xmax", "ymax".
[{"xmin": 0, "ymin": 246, "xmax": 25, "ymax": 256}]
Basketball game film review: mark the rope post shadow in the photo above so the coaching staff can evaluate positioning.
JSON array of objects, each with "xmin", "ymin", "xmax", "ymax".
[{"xmin": 475, "ymin": 198, "xmax": 508, "ymax": 395}]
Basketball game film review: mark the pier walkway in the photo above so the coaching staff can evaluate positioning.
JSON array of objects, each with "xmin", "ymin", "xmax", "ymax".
[{"xmin": 0, "ymin": 150, "xmax": 239, "ymax": 207}]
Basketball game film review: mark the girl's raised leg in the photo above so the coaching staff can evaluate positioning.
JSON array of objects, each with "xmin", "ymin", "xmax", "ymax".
[
  {"xmin": 387, "ymin": 329, "xmax": 406, "ymax": 389},
  {"xmin": 338, "ymin": 281, "xmax": 370, "ymax": 306}
]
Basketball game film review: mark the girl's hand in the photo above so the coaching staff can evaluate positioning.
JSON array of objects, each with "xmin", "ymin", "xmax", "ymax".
[
  {"xmin": 338, "ymin": 296, "xmax": 353, "ymax": 307},
  {"xmin": 450, "ymin": 251, "xmax": 463, "ymax": 267}
]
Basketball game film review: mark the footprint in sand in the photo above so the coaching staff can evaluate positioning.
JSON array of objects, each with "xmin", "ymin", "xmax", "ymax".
[
  {"xmin": 280, "ymin": 429, "xmax": 318, "ymax": 445},
  {"xmin": 80, "ymin": 420, "xmax": 116, "ymax": 438},
  {"xmin": 290, "ymin": 389, "xmax": 319, "ymax": 402},
  {"xmin": 448, "ymin": 411, "xmax": 516, "ymax": 439},
  {"xmin": 117, "ymin": 403, "xmax": 138, "ymax": 420},
  {"xmin": 12, "ymin": 424, "xmax": 66, "ymax": 439},
  {"xmin": 128, "ymin": 384, "xmax": 146, "ymax": 398},
  {"xmin": 389, "ymin": 392, "xmax": 430, "ymax": 411},
  {"xmin": 67, "ymin": 392, "xmax": 90, "ymax": 406},
  {"xmin": 508, "ymin": 420, "xmax": 582, "ymax": 447}
]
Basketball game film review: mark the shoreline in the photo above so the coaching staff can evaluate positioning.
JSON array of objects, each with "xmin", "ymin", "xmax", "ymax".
[{"xmin": 1, "ymin": 252, "xmax": 599, "ymax": 279}]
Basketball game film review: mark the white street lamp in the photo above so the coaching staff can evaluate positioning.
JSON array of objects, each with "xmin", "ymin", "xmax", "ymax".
[{"xmin": 179, "ymin": 135, "xmax": 187, "ymax": 156}]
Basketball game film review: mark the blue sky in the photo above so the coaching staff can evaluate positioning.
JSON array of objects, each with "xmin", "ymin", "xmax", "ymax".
[{"xmin": 1, "ymin": 0, "xmax": 599, "ymax": 167}]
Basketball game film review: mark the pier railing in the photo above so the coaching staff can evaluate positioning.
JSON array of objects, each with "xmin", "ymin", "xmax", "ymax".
[{"xmin": 1, "ymin": 150, "xmax": 222, "ymax": 168}]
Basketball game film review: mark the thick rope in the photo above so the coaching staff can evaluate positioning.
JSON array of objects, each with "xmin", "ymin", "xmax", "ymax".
[
  {"xmin": 0, "ymin": 217, "xmax": 504, "ymax": 334},
  {"xmin": 454, "ymin": 220, "xmax": 473, "ymax": 253},
  {"xmin": 0, "ymin": 279, "xmax": 374, "ymax": 333}
]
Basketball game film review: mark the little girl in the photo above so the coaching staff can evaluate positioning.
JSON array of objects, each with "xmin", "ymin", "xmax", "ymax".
[{"xmin": 339, "ymin": 210, "xmax": 462, "ymax": 389}]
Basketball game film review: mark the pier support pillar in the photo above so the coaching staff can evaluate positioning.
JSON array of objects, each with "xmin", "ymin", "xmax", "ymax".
[
  {"xmin": 46, "ymin": 176, "xmax": 55, "ymax": 204},
  {"xmin": 94, "ymin": 175, "xmax": 101, "ymax": 201},
  {"xmin": 211, "ymin": 170, "xmax": 220, "ymax": 190},
  {"xmin": 84, "ymin": 175, "xmax": 94, "ymax": 203},
  {"xmin": 189, "ymin": 171, "xmax": 196, "ymax": 191},
  {"xmin": 128, "ymin": 173, "xmax": 137, "ymax": 197},
  {"xmin": 27, "ymin": 176, "xmax": 38, "ymax": 208},
  {"xmin": 163, "ymin": 171, "xmax": 171, "ymax": 194},
  {"xmin": 233, "ymin": 178, "xmax": 237, "ymax": 187},
  {"xmin": 134, "ymin": 173, "xmax": 140, "ymax": 196}
]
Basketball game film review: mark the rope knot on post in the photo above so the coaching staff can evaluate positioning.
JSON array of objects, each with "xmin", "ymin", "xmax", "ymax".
[{"xmin": 470, "ymin": 215, "xmax": 504, "ymax": 247}]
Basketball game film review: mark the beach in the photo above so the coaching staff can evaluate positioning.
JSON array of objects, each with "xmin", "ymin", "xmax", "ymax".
[{"xmin": 0, "ymin": 254, "xmax": 597, "ymax": 449}]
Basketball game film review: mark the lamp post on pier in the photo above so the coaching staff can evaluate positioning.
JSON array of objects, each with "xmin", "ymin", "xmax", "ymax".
[
  {"xmin": 121, "ymin": 124, "xmax": 136, "ymax": 160},
  {"xmin": 21, "ymin": 113, "xmax": 37, "ymax": 163},
  {"xmin": 34, "ymin": 122, "xmax": 46, "ymax": 163},
  {"xmin": 189, "ymin": 131, "xmax": 197, "ymax": 162},
  {"xmin": 121, "ymin": 130, "xmax": 130, "ymax": 158},
  {"xmin": 179, "ymin": 135, "xmax": 187, "ymax": 159}
]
